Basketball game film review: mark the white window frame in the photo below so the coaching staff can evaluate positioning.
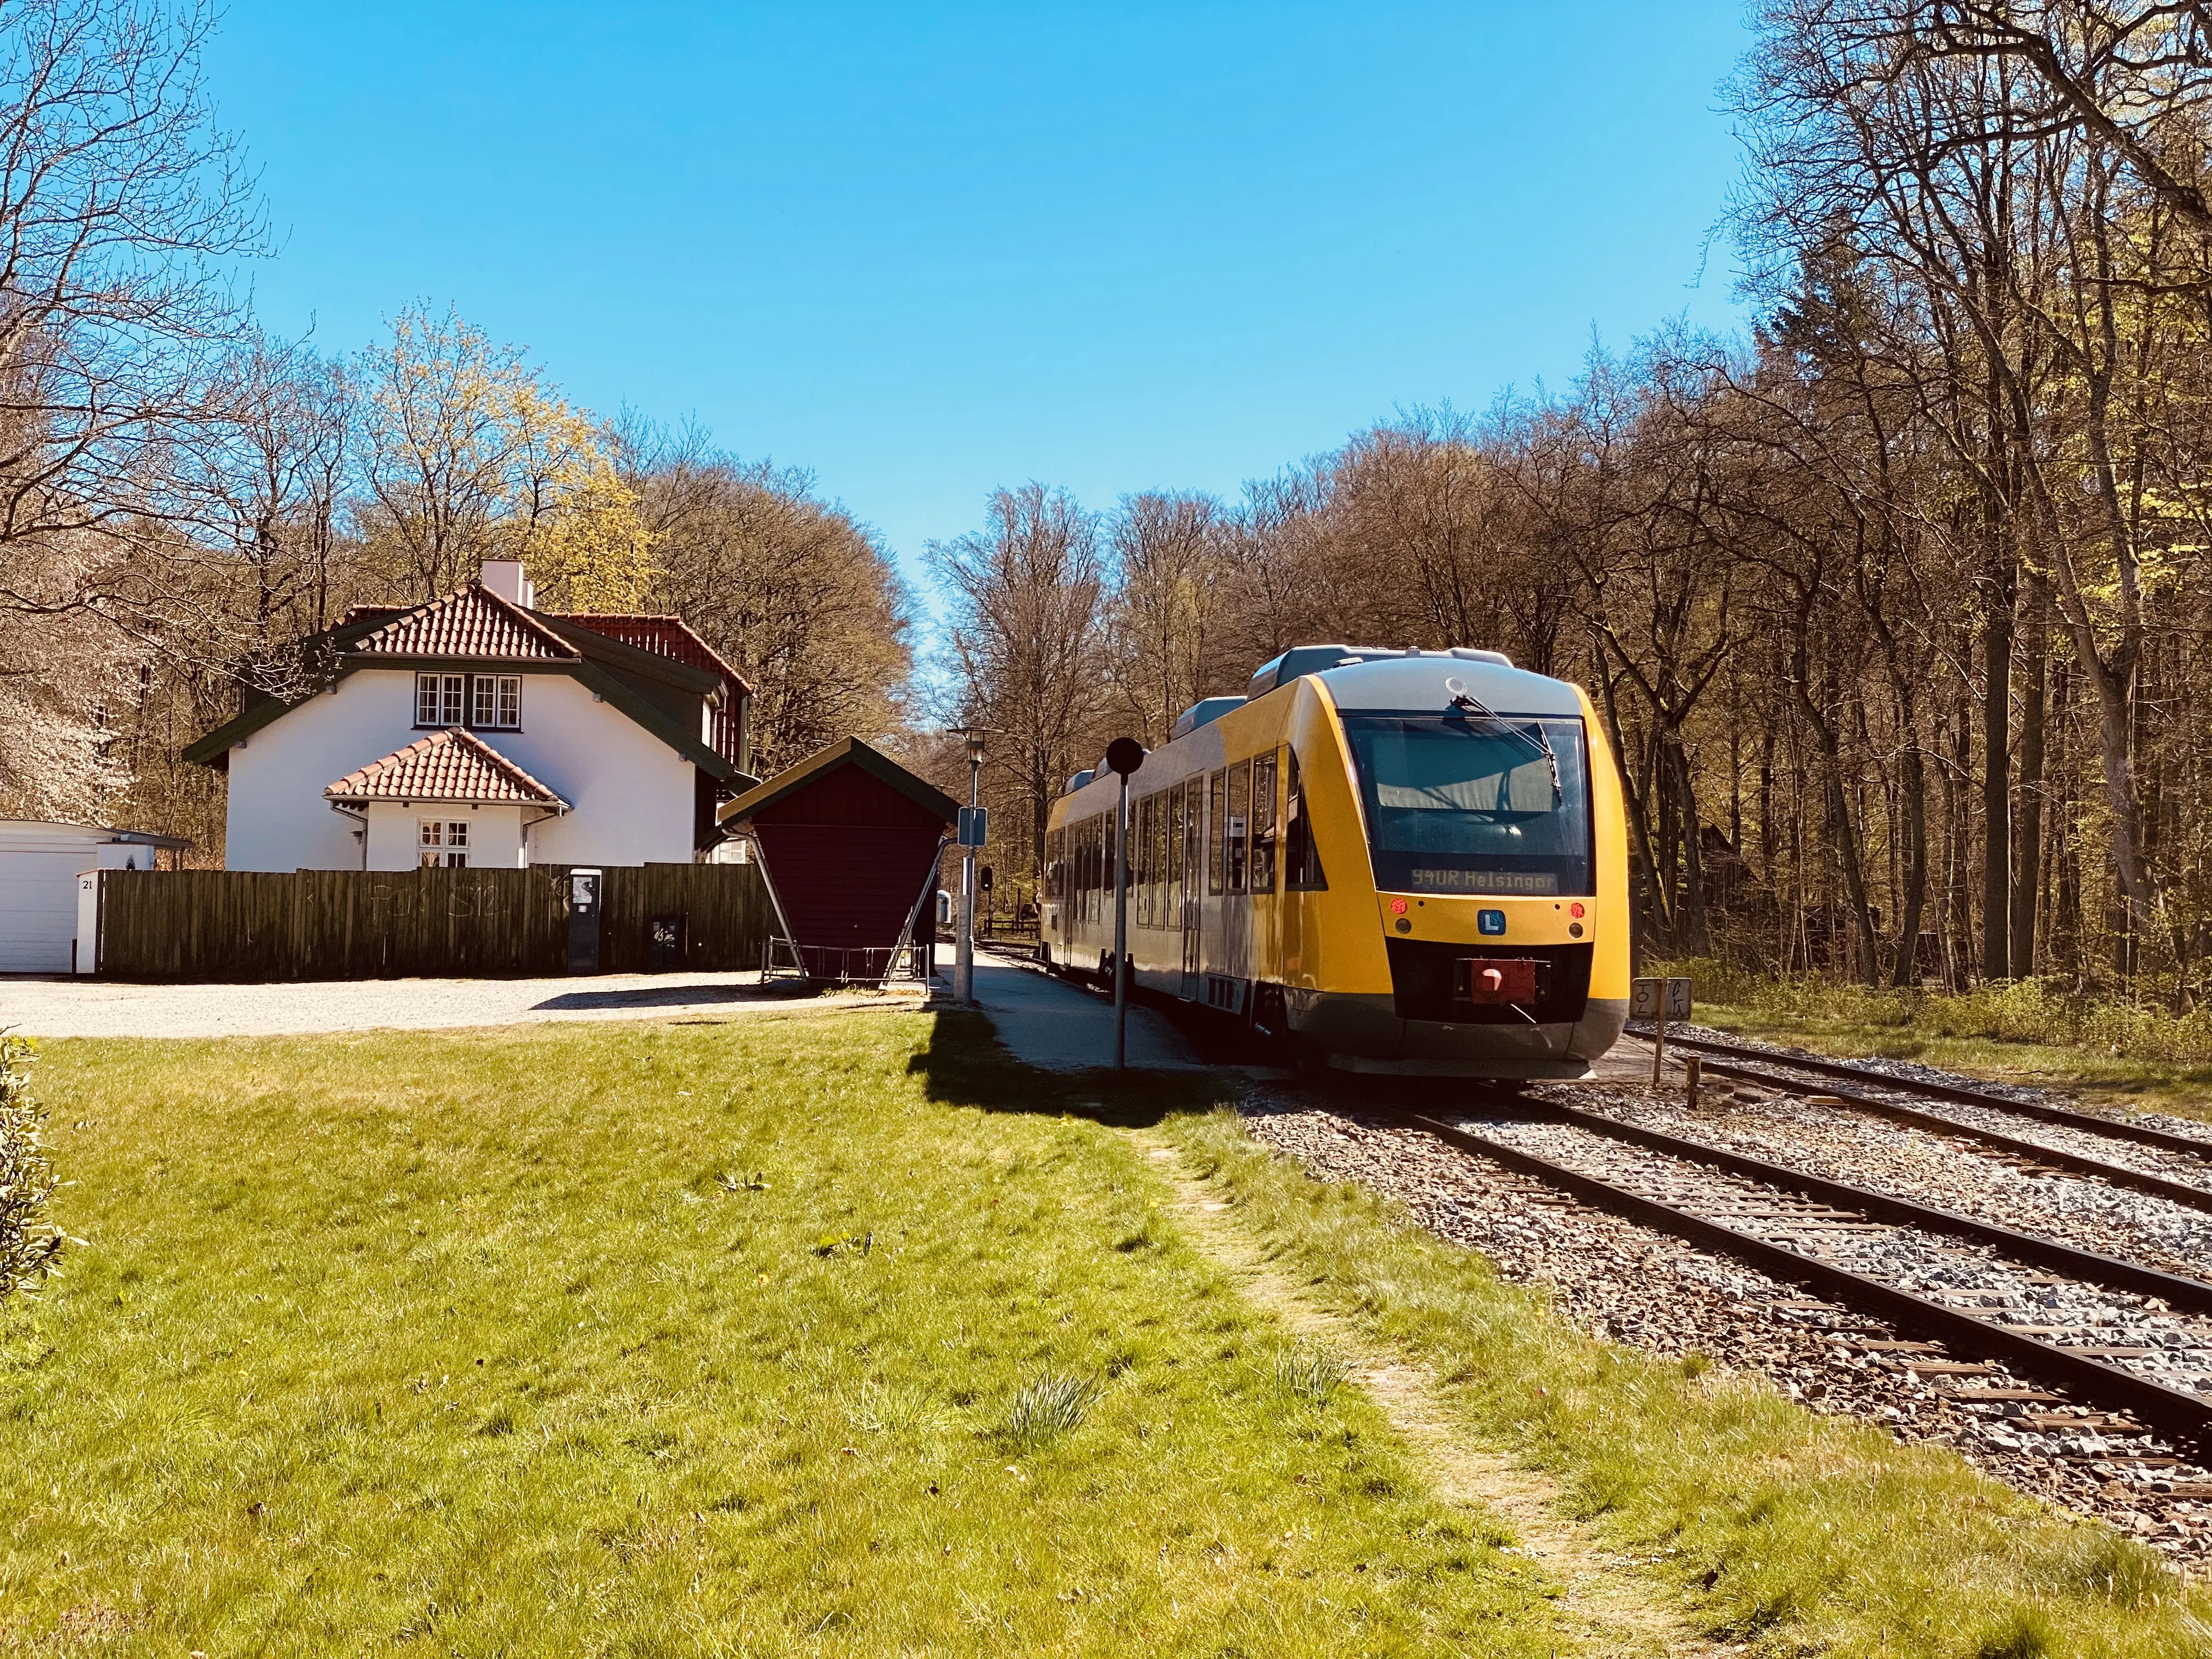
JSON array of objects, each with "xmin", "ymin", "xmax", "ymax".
[
  {"xmin": 418, "ymin": 819, "xmax": 470, "ymax": 868},
  {"xmin": 416, "ymin": 672, "xmax": 466, "ymax": 729},
  {"xmin": 471, "ymin": 673, "xmax": 522, "ymax": 731}
]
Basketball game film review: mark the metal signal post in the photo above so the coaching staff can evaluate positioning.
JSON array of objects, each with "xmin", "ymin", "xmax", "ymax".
[
  {"xmin": 1103, "ymin": 737, "xmax": 1147, "ymax": 1068},
  {"xmin": 949, "ymin": 726, "xmax": 989, "ymax": 1006}
]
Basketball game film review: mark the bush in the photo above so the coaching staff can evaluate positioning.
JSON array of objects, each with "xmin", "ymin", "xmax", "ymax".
[{"xmin": 0, "ymin": 1035, "xmax": 66, "ymax": 1300}]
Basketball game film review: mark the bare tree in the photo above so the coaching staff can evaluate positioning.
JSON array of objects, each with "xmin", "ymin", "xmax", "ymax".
[
  {"xmin": 929, "ymin": 484, "xmax": 1109, "ymax": 868},
  {"xmin": 1102, "ymin": 490, "xmax": 1235, "ymax": 742},
  {"xmin": 620, "ymin": 415, "xmax": 913, "ymax": 775},
  {"xmin": 190, "ymin": 330, "xmax": 355, "ymax": 686},
  {"xmin": 0, "ymin": 0, "xmax": 263, "ymax": 618}
]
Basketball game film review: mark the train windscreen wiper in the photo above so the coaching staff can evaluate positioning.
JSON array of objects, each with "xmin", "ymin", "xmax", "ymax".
[{"xmin": 1444, "ymin": 678, "xmax": 1561, "ymax": 799}]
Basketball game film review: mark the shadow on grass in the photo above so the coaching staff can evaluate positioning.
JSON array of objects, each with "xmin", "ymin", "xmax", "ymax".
[{"xmin": 905, "ymin": 1008, "xmax": 1229, "ymax": 1129}]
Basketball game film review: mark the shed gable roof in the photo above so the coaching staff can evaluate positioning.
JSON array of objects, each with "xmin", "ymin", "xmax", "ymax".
[
  {"xmin": 718, "ymin": 737, "xmax": 958, "ymax": 828},
  {"xmin": 324, "ymin": 728, "xmax": 569, "ymax": 808}
]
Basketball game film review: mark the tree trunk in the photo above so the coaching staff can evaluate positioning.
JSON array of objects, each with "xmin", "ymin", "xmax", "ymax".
[
  {"xmin": 1982, "ymin": 590, "xmax": 2013, "ymax": 981},
  {"xmin": 2009, "ymin": 586, "xmax": 2046, "ymax": 978},
  {"xmin": 1891, "ymin": 708, "xmax": 1929, "ymax": 988}
]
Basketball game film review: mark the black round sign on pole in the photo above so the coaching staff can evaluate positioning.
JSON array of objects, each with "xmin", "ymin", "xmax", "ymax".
[{"xmin": 1103, "ymin": 737, "xmax": 1145, "ymax": 1067}]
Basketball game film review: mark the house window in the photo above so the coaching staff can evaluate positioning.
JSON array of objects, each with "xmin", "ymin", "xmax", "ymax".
[
  {"xmin": 419, "ymin": 819, "xmax": 470, "ymax": 867},
  {"xmin": 416, "ymin": 672, "xmax": 466, "ymax": 728},
  {"xmin": 472, "ymin": 674, "xmax": 521, "ymax": 730}
]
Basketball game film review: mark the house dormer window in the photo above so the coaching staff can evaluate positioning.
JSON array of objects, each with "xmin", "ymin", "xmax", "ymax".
[
  {"xmin": 417, "ymin": 672, "xmax": 464, "ymax": 727},
  {"xmin": 415, "ymin": 672, "xmax": 520, "ymax": 731},
  {"xmin": 472, "ymin": 674, "xmax": 522, "ymax": 730}
]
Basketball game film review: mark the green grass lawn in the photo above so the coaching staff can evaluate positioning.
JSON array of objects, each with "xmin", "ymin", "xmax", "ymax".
[
  {"xmin": 1, "ymin": 1012, "xmax": 1568, "ymax": 1657},
  {"xmin": 5, "ymin": 1007, "xmax": 2209, "ymax": 1656}
]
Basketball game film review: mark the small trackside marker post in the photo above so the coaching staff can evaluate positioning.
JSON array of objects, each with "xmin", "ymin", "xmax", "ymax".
[
  {"xmin": 1632, "ymin": 975, "xmax": 1693, "ymax": 1090},
  {"xmin": 1685, "ymin": 1053, "xmax": 1701, "ymax": 1109}
]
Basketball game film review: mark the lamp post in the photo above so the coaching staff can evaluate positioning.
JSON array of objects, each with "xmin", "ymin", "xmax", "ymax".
[
  {"xmin": 949, "ymin": 725, "xmax": 989, "ymax": 1006},
  {"xmin": 1103, "ymin": 737, "xmax": 1147, "ymax": 1067}
]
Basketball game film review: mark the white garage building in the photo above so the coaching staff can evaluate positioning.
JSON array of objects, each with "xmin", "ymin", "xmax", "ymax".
[{"xmin": 0, "ymin": 821, "xmax": 191, "ymax": 974}]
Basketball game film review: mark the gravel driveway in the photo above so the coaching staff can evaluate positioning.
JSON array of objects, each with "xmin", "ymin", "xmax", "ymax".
[{"xmin": 0, "ymin": 970, "xmax": 929, "ymax": 1039}]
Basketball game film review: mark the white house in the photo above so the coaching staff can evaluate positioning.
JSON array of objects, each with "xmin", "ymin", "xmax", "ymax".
[
  {"xmin": 184, "ymin": 561, "xmax": 755, "ymax": 871},
  {"xmin": 0, "ymin": 820, "xmax": 190, "ymax": 973}
]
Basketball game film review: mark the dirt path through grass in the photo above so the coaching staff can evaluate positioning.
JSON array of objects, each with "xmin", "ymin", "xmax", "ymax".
[{"xmin": 1133, "ymin": 1132, "xmax": 1730, "ymax": 1659}]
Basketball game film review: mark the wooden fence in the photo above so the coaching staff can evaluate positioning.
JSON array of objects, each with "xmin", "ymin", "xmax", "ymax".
[{"xmin": 93, "ymin": 862, "xmax": 773, "ymax": 981}]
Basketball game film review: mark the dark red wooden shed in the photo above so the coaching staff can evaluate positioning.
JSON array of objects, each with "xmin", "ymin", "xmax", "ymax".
[{"xmin": 716, "ymin": 737, "xmax": 957, "ymax": 981}]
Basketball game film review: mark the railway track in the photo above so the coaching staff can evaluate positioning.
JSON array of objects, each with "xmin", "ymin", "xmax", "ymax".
[
  {"xmin": 1276, "ymin": 1035, "xmax": 2212, "ymax": 1550},
  {"xmin": 1624, "ymin": 1025, "xmax": 2212, "ymax": 1204},
  {"xmin": 1372, "ymin": 1095, "xmax": 2212, "ymax": 1456}
]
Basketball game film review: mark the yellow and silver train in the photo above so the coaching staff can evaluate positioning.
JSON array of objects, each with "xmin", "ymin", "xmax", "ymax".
[{"xmin": 1041, "ymin": 645, "xmax": 1630, "ymax": 1077}]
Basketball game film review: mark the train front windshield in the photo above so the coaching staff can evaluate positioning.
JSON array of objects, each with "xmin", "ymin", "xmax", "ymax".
[{"xmin": 1342, "ymin": 714, "xmax": 1593, "ymax": 896}]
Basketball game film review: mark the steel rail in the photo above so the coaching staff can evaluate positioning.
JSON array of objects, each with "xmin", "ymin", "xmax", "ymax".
[
  {"xmin": 1373, "ymin": 1103, "xmax": 2212, "ymax": 1453},
  {"xmin": 1630, "ymin": 1025, "xmax": 2212, "ymax": 1160},
  {"xmin": 1655, "ymin": 1048, "xmax": 2212, "ymax": 1216},
  {"xmin": 1523, "ymin": 1097, "xmax": 2212, "ymax": 1313}
]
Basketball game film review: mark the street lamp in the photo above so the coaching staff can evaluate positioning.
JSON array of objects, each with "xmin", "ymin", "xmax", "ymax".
[{"xmin": 947, "ymin": 725, "xmax": 989, "ymax": 1006}]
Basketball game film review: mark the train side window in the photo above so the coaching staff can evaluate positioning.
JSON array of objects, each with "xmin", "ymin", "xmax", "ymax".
[
  {"xmin": 1284, "ymin": 747, "xmax": 1327, "ymax": 890},
  {"xmin": 1226, "ymin": 761, "xmax": 1250, "ymax": 892},
  {"xmin": 1130, "ymin": 798, "xmax": 1144, "ymax": 927},
  {"xmin": 1046, "ymin": 828, "xmax": 1062, "ymax": 901},
  {"xmin": 1097, "ymin": 812, "xmax": 1109, "ymax": 919},
  {"xmin": 1101, "ymin": 811, "xmax": 1115, "ymax": 922},
  {"xmin": 1207, "ymin": 769, "xmax": 1227, "ymax": 894},
  {"xmin": 1167, "ymin": 782, "xmax": 1185, "ymax": 927},
  {"xmin": 1156, "ymin": 789, "xmax": 1171, "ymax": 919},
  {"xmin": 1184, "ymin": 778, "xmax": 1201, "ymax": 920},
  {"xmin": 1139, "ymin": 794, "xmax": 1156, "ymax": 927},
  {"xmin": 1251, "ymin": 749, "xmax": 1279, "ymax": 893}
]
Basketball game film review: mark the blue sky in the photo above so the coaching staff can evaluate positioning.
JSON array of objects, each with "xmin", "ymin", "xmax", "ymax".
[{"xmin": 208, "ymin": 2, "xmax": 1754, "ymax": 587}]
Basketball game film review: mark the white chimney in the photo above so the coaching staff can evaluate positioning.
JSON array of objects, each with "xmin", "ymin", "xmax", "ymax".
[{"xmin": 479, "ymin": 559, "xmax": 533, "ymax": 607}]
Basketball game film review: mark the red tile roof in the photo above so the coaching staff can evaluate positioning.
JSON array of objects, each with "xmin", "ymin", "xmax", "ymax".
[
  {"xmin": 545, "ymin": 613, "xmax": 753, "ymax": 693},
  {"xmin": 352, "ymin": 584, "xmax": 579, "ymax": 661},
  {"xmin": 323, "ymin": 729, "xmax": 569, "ymax": 807},
  {"xmin": 337, "ymin": 604, "xmax": 411, "ymax": 630}
]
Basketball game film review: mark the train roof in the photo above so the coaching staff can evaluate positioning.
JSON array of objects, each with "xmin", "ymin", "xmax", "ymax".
[
  {"xmin": 1314, "ymin": 652, "xmax": 1584, "ymax": 716},
  {"xmin": 1056, "ymin": 650, "xmax": 1588, "ymax": 808}
]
